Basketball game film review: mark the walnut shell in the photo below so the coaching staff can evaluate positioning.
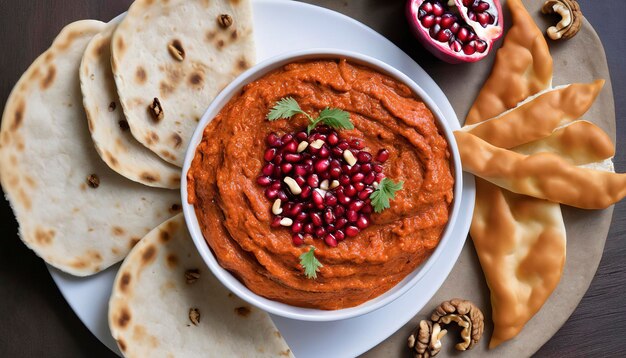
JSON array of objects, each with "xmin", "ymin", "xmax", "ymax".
[
  {"xmin": 431, "ymin": 298, "xmax": 484, "ymax": 351},
  {"xmin": 542, "ymin": 0, "xmax": 582, "ymax": 40}
]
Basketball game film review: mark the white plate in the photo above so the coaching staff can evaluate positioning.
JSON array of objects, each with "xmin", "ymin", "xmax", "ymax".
[{"xmin": 49, "ymin": 0, "xmax": 475, "ymax": 356}]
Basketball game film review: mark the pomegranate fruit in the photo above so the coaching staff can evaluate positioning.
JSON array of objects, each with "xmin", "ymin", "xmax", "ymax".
[
  {"xmin": 406, "ymin": 0, "xmax": 503, "ymax": 63},
  {"xmin": 258, "ymin": 126, "xmax": 388, "ymax": 247}
]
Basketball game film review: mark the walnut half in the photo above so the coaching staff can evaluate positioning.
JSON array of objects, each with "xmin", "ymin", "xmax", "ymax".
[
  {"xmin": 408, "ymin": 320, "xmax": 447, "ymax": 358},
  {"xmin": 430, "ymin": 298, "xmax": 484, "ymax": 351},
  {"xmin": 541, "ymin": 0, "xmax": 582, "ymax": 40}
]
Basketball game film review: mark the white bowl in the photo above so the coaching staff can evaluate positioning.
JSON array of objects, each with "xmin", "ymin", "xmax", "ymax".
[{"xmin": 181, "ymin": 49, "xmax": 463, "ymax": 322}]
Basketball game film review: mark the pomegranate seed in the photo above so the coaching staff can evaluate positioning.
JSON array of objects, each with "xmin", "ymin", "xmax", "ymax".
[
  {"xmin": 281, "ymin": 133, "xmax": 293, "ymax": 143},
  {"xmin": 264, "ymin": 148, "xmax": 277, "ymax": 161},
  {"xmin": 349, "ymin": 164, "xmax": 361, "ymax": 175},
  {"xmin": 373, "ymin": 164, "xmax": 383, "ymax": 173},
  {"xmin": 349, "ymin": 139, "xmax": 364, "ymax": 149},
  {"xmin": 284, "ymin": 153, "xmax": 301, "ymax": 163},
  {"xmin": 289, "ymin": 203, "xmax": 304, "ymax": 217},
  {"xmin": 360, "ymin": 163, "xmax": 372, "ymax": 173},
  {"xmin": 376, "ymin": 149, "xmax": 389, "ymax": 163},
  {"xmin": 344, "ymin": 185, "xmax": 357, "ymax": 197},
  {"xmin": 346, "ymin": 210, "xmax": 358, "ymax": 222},
  {"xmin": 330, "ymin": 167, "xmax": 342, "ymax": 178},
  {"xmin": 310, "ymin": 212, "xmax": 323, "ymax": 226},
  {"xmin": 277, "ymin": 191, "xmax": 289, "ymax": 202},
  {"xmin": 331, "ymin": 147, "xmax": 344, "ymax": 157},
  {"xmin": 358, "ymin": 187, "xmax": 374, "ymax": 200},
  {"xmin": 450, "ymin": 22, "xmax": 460, "ymax": 34},
  {"xmin": 266, "ymin": 133, "xmax": 281, "ymax": 147},
  {"xmin": 488, "ymin": 13, "xmax": 495, "ymax": 25},
  {"xmin": 292, "ymin": 233, "xmax": 304, "ymax": 246},
  {"xmin": 273, "ymin": 153, "xmax": 283, "ymax": 165},
  {"xmin": 362, "ymin": 204, "xmax": 373, "ymax": 214},
  {"xmin": 284, "ymin": 140, "xmax": 298, "ymax": 153},
  {"xmin": 440, "ymin": 14, "xmax": 456, "ymax": 29},
  {"xmin": 324, "ymin": 210, "xmax": 335, "ymax": 224},
  {"xmin": 314, "ymin": 159, "xmax": 330, "ymax": 172},
  {"xmin": 339, "ymin": 175, "xmax": 351, "ymax": 185},
  {"xmin": 296, "ymin": 131, "xmax": 308, "ymax": 141},
  {"xmin": 463, "ymin": 0, "xmax": 474, "ymax": 6},
  {"xmin": 364, "ymin": 172, "xmax": 376, "ymax": 185},
  {"xmin": 295, "ymin": 176, "xmax": 306, "ymax": 187},
  {"xmin": 375, "ymin": 173, "xmax": 385, "ymax": 182},
  {"xmin": 265, "ymin": 188, "xmax": 279, "ymax": 199},
  {"xmin": 475, "ymin": 39, "xmax": 487, "ymax": 53},
  {"xmin": 477, "ymin": 12, "xmax": 490, "ymax": 27},
  {"xmin": 356, "ymin": 215, "xmax": 370, "ymax": 229},
  {"xmin": 257, "ymin": 176, "xmax": 271, "ymax": 186},
  {"xmin": 312, "ymin": 190, "xmax": 324, "ymax": 207},
  {"xmin": 334, "ymin": 205, "xmax": 345, "ymax": 217},
  {"xmin": 336, "ymin": 218, "xmax": 348, "ymax": 229},
  {"xmin": 318, "ymin": 146, "xmax": 331, "ymax": 158},
  {"xmin": 338, "ymin": 140, "xmax": 349, "ymax": 150},
  {"xmin": 351, "ymin": 173, "xmax": 365, "ymax": 183},
  {"xmin": 325, "ymin": 233, "xmax": 338, "ymax": 247},
  {"xmin": 319, "ymin": 171, "xmax": 330, "ymax": 180},
  {"xmin": 422, "ymin": 14, "xmax": 436, "ymax": 28},
  {"xmin": 345, "ymin": 226, "xmax": 359, "ymax": 237},
  {"xmin": 468, "ymin": 11, "xmax": 477, "ymax": 22},
  {"xmin": 357, "ymin": 151, "xmax": 372, "ymax": 163},
  {"xmin": 429, "ymin": 24, "xmax": 441, "ymax": 39},
  {"xmin": 350, "ymin": 200, "xmax": 365, "ymax": 212},
  {"xmin": 300, "ymin": 186, "xmax": 312, "ymax": 199},
  {"xmin": 326, "ymin": 224, "xmax": 336, "ymax": 233},
  {"xmin": 354, "ymin": 182, "xmax": 365, "ymax": 191},
  {"xmin": 432, "ymin": 2, "xmax": 444, "ymax": 16},
  {"xmin": 315, "ymin": 227, "xmax": 326, "ymax": 237},
  {"xmin": 293, "ymin": 165, "xmax": 307, "ymax": 176},
  {"xmin": 450, "ymin": 40, "xmax": 463, "ymax": 52},
  {"xmin": 262, "ymin": 163, "xmax": 274, "ymax": 176},
  {"xmin": 281, "ymin": 163, "xmax": 293, "ymax": 174},
  {"xmin": 304, "ymin": 223, "xmax": 315, "ymax": 234},
  {"xmin": 307, "ymin": 174, "xmax": 320, "ymax": 188},
  {"xmin": 463, "ymin": 42, "xmax": 476, "ymax": 55},
  {"xmin": 335, "ymin": 230, "xmax": 345, "ymax": 241},
  {"xmin": 338, "ymin": 191, "xmax": 351, "ymax": 205},
  {"xmin": 474, "ymin": 1, "xmax": 490, "ymax": 12},
  {"xmin": 292, "ymin": 221, "xmax": 303, "ymax": 233},
  {"xmin": 437, "ymin": 29, "xmax": 452, "ymax": 43},
  {"xmin": 271, "ymin": 216, "xmax": 282, "ymax": 228},
  {"xmin": 420, "ymin": 2, "xmax": 433, "ymax": 14},
  {"xmin": 325, "ymin": 193, "xmax": 338, "ymax": 206},
  {"xmin": 457, "ymin": 27, "xmax": 471, "ymax": 42},
  {"xmin": 328, "ymin": 132, "xmax": 339, "ymax": 145},
  {"xmin": 296, "ymin": 211, "xmax": 308, "ymax": 222}
]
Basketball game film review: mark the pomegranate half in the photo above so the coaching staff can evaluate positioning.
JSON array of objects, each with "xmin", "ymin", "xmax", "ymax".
[{"xmin": 406, "ymin": 0, "xmax": 504, "ymax": 64}]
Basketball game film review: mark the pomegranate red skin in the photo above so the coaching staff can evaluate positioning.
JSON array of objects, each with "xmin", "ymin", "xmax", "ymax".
[{"xmin": 406, "ymin": 0, "xmax": 504, "ymax": 64}]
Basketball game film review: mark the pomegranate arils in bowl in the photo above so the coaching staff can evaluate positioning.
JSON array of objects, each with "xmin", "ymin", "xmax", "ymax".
[
  {"xmin": 257, "ymin": 126, "xmax": 387, "ymax": 248},
  {"xmin": 406, "ymin": 0, "xmax": 503, "ymax": 63}
]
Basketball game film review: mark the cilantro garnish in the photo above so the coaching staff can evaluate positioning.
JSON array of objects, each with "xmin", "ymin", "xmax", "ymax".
[
  {"xmin": 370, "ymin": 178, "xmax": 404, "ymax": 213},
  {"xmin": 267, "ymin": 97, "xmax": 354, "ymax": 134},
  {"xmin": 299, "ymin": 246, "xmax": 323, "ymax": 279}
]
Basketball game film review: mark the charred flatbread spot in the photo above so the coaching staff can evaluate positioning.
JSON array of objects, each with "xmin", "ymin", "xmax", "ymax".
[
  {"xmin": 237, "ymin": 58, "xmax": 249, "ymax": 71},
  {"xmin": 11, "ymin": 100, "xmax": 25, "ymax": 131},
  {"xmin": 140, "ymin": 172, "xmax": 158, "ymax": 183},
  {"xmin": 112, "ymin": 226, "xmax": 125, "ymax": 236},
  {"xmin": 44, "ymin": 52, "xmax": 53, "ymax": 63},
  {"xmin": 135, "ymin": 66, "xmax": 147, "ymax": 84},
  {"xmin": 117, "ymin": 307, "xmax": 131, "ymax": 328},
  {"xmin": 170, "ymin": 175, "xmax": 181, "ymax": 186},
  {"xmin": 229, "ymin": 0, "xmax": 241, "ymax": 5},
  {"xmin": 205, "ymin": 30, "xmax": 216, "ymax": 42},
  {"xmin": 108, "ymin": 101, "xmax": 117, "ymax": 112},
  {"xmin": 142, "ymin": 245, "xmax": 157, "ymax": 264},
  {"xmin": 118, "ymin": 120, "xmax": 129, "ymax": 131},
  {"xmin": 86, "ymin": 174, "xmax": 100, "ymax": 188},
  {"xmin": 280, "ymin": 349, "xmax": 292, "ymax": 357},
  {"xmin": 189, "ymin": 72, "xmax": 203, "ymax": 86},
  {"xmin": 35, "ymin": 228, "xmax": 55, "ymax": 245},
  {"xmin": 87, "ymin": 115, "xmax": 94, "ymax": 132},
  {"xmin": 166, "ymin": 253, "xmax": 178, "ymax": 268},
  {"xmin": 111, "ymin": 247, "xmax": 120, "ymax": 255},
  {"xmin": 57, "ymin": 31, "xmax": 80, "ymax": 51},
  {"xmin": 185, "ymin": 269, "xmax": 200, "ymax": 284},
  {"xmin": 170, "ymin": 203, "xmax": 182, "ymax": 213},
  {"xmin": 230, "ymin": 30, "xmax": 238, "ymax": 40},
  {"xmin": 18, "ymin": 188, "xmax": 32, "ymax": 210},
  {"xmin": 171, "ymin": 133, "xmax": 183, "ymax": 148},
  {"xmin": 105, "ymin": 151, "xmax": 119, "ymax": 167},
  {"xmin": 235, "ymin": 306, "xmax": 251, "ymax": 317},
  {"xmin": 116, "ymin": 37, "xmax": 125, "ymax": 53},
  {"xmin": 117, "ymin": 338, "xmax": 127, "ymax": 352},
  {"xmin": 274, "ymin": 331, "xmax": 282, "ymax": 338},
  {"xmin": 40, "ymin": 65, "xmax": 56, "ymax": 89},
  {"xmin": 159, "ymin": 230, "xmax": 171, "ymax": 242},
  {"xmin": 149, "ymin": 98, "xmax": 164, "ymax": 122},
  {"xmin": 70, "ymin": 259, "xmax": 88, "ymax": 269},
  {"xmin": 167, "ymin": 39, "xmax": 185, "ymax": 61},
  {"xmin": 217, "ymin": 40, "xmax": 225, "ymax": 49},
  {"xmin": 119, "ymin": 272, "xmax": 131, "ymax": 292},
  {"xmin": 129, "ymin": 237, "xmax": 141, "ymax": 248}
]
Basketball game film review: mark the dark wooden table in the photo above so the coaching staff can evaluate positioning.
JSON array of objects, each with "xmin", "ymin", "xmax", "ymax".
[{"xmin": 0, "ymin": 1, "xmax": 624, "ymax": 357}]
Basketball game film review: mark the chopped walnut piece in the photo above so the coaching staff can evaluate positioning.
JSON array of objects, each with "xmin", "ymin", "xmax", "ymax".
[
  {"xmin": 86, "ymin": 174, "xmax": 100, "ymax": 189},
  {"xmin": 217, "ymin": 14, "xmax": 233, "ymax": 28},
  {"xmin": 541, "ymin": 0, "xmax": 582, "ymax": 40},
  {"xmin": 185, "ymin": 269, "xmax": 200, "ymax": 284},
  {"xmin": 149, "ymin": 98, "xmax": 164, "ymax": 123},
  {"xmin": 189, "ymin": 308, "xmax": 200, "ymax": 326},
  {"xmin": 408, "ymin": 320, "xmax": 446, "ymax": 358},
  {"xmin": 431, "ymin": 298, "xmax": 484, "ymax": 351}
]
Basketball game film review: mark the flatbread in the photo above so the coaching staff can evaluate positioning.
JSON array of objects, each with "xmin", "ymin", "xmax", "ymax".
[
  {"xmin": 111, "ymin": 0, "xmax": 256, "ymax": 166},
  {"xmin": 461, "ymin": 80, "xmax": 604, "ymax": 148},
  {"xmin": 455, "ymin": 131, "xmax": 623, "ymax": 210},
  {"xmin": 80, "ymin": 21, "xmax": 181, "ymax": 189},
  {"xmin": 461, "ymin": 0, "xmax": 563, "ymax": 348},
  {"xmin": 108, "ymin": 214, "xmax": 294, "ymax": 358},
  {"xmin": 0, "ymin": 20, "xmax": 181, "ymax": 276},
  {"xmin": 465, "ymin": 0, "xmax": 553, "ymax": 125}
]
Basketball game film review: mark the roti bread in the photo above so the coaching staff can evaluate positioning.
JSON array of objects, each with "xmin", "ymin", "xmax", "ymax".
[
  {"xmin": 80, "ymin": 21, "xmax": 181, "ymax": 189},
  {"xmin": 0, "ymin": 20, "xmax": 181, "ymax": 276},
  {"xmin": 109, "ymin": 214, "xmax": 293, "ymax": 358},
  {"xmin": 111, "ymin": 0, "xmax": 256, "ymax": 166}
]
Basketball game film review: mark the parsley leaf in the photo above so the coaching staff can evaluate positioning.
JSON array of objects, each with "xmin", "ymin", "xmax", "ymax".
[
  {"xmin": 299, "ymin": 246, "xmax": 323, "ymax": 279},
  {"xmin": 268, "ymin": 97, "xmax": 353, "ymax": 133},
  {"xmin": 370, "ymin": 178, "xmax": 404, "ymax": 213}
]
